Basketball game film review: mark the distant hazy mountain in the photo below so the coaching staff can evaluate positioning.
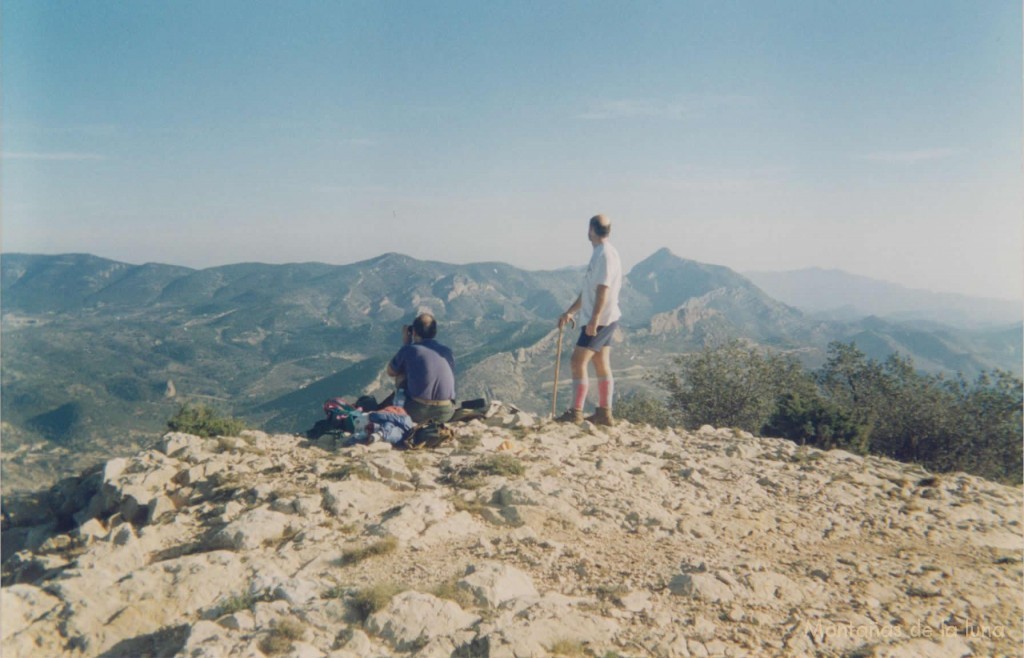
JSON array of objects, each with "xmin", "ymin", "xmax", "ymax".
[
  {"xmin": 3, "ymin": 250, "xmax": 1021, "ymax": 491},
  {"xmin": 744, "ymin": 267, "xmax": 1021, "ymax": 328}
]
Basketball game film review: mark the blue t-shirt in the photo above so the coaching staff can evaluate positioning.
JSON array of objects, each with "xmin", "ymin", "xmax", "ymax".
[{"xmin": 388, "ymin": 339, "xmax": 456, "ymax": 401}]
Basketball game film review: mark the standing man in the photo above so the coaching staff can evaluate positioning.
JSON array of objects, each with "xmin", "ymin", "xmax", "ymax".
[
  {"xmin": 556, "ymin": 214, "xmax": 623, "ymax": 426},
  {"xmin": 387, "ymin": 313, "xmax": 456, "ymax": 423}
]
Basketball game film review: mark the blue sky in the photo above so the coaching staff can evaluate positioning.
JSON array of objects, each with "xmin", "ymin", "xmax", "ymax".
[{"xmin": 3, "ymin": 1, "xmax": 1021, "ymax": 300}]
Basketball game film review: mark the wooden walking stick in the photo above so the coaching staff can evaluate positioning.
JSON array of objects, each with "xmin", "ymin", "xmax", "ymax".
[{"xmin": 551, "ymin": 318, "xmax": 575, "ymax": 418}]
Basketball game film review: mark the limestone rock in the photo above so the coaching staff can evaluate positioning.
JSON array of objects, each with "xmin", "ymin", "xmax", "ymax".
[
  {"xmin": 210, "ymin": 508, "xmax": 293, "ymax": 550},
  {"xmin": 178, "ymin": 620, "xmax": 227, "ymax": 657},
  {"xmin": 478, "ymin": 593, "xmax": 620, "ymax": 657},
  {"xmin": 367, "ymin": 493, "xmax": 453, "ymax": 541},
  {"xmin": 618, "ymin": 590, "xmax": 651, "ymax": 613},
  {"xmin": 367, "ymin": 452, "xmax": 412, "ymax": 482},
  {"xmin": 458, "ymin": 562, "xmax": 539, "ymax": 608},
  {"xmin": 88, "ymin": 450, "xmax": 182, "ymax": 524},
  {"xmin": 159, "ymin": 432, "xmax": 206, "ymax": 459},
  {"xmin": 147, "ymin": 495, "xmax": 177, "ymax": 524},
  {"xmin": 0, "ymin": 584, "xmax": 61, "ymax": 641},
  {"xmin": 321, "ymin": 479, "xmax": 398, "ymax": 521},
  {"xmin": 691, "ymin": 614, "xmax": 717, "ymax": 641},
  {"xmin": 510, "ymin": 412, "xmax": 536, "ymax": 428},
  {"xmin": 874, "ymin": 636, "xmax": 974, "ymax": 658},
  {"xmin": 670, "ymin": 572, "xmax": 736, "ymax": 603},
  {"xmin": 365, "ymin": 591, "xmax": 479, "ymax": 651},
  {"xmin": 74, "ymin": 517, "xmax": 107, "ymax": 542},
  {"xmin": 2, "ymin": 420, "xmax": 1021, "ymax": 658},
  {"xmin": 745, "ymin": 571, "xmax": 806, "ymax": 605},
  {"xmin": 218, "ymin": 610, "xmax": 256, "ymax": 631},
  {"xmin": 418, "ymin": 511, "xmax": 486, "ymax": 546}
]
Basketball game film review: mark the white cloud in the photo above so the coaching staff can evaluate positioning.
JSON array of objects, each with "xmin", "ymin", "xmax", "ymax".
[
  {"xmin": 2, "ymin": 151, "xmax": 106, "ymax": 161},
  {"xmin": 856, "ymin": 148, "xmax": 958, "ymax": 164}
]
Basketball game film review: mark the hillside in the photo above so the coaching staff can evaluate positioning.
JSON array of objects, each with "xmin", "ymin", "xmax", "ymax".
[
  {"xmin": 2, "ymin": 415, "xmax": 1021, "ymax": 657},
  {"xmin": 744, "ymin": 268, "xmax": 1022, "ymax": 329},
  {"xmin": 3, "ymin": 251, "xmax": 1021, "ymax": 493}
]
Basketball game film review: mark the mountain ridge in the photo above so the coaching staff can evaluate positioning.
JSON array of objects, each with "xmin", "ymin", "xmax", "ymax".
[
  {"xmin": 2, "ymin": 250, "xmax": 1021, "ymax": 492},
  {"xmin": 8, "ymin": 252, "xmax": 1016, "ymax": 322},
  {"xmin": 744, "ymin": 267, "xmax": 1021, "ymax": 328}
]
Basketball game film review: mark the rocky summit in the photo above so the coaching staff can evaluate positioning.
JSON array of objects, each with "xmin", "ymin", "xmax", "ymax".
[{"xmin": 2, "ymin": 411, "xmax": 1021, "ymax": 658}]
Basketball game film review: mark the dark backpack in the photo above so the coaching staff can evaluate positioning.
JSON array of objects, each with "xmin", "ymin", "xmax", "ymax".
[
  {"xmin": 399, "ymin": 420, "xmax": 455, "ymax": 450},
  {"xmin": 306, "ymin": 398, "xmax": 366, "ymax": 439}
]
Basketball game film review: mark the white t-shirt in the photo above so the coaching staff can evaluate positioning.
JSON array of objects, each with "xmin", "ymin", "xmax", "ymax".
[{"xmin": 579, "ymin": 241, "xmax": 622, "ymax": 326}]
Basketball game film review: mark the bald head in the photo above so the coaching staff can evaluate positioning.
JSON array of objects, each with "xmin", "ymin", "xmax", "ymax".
[
  {"xmin": 589, "ymin": 214, "xmax": 612, "ymax": 238},
  {"xmin": 412, "ymin": 313, "xmax": 438, "ymax": 340}
]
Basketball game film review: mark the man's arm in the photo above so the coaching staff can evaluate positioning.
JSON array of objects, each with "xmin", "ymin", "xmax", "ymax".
[
  {"xmin": 586, "ymin": 285, "xmax": 609, "ymax": 336},
  {"xmin": 387, "ymin": 360, "xmax": 407, "ymax": 391},
  {"xmin": 387, "ymin": 325, "xmax": 414, "ymax": 377},
  {"xmin": 387, "ymin": 344, "xmax": 405, "ymax": 378},
  {"xmin": 559, "ymin": 294, "xmax": 582, "ymax": 328}
]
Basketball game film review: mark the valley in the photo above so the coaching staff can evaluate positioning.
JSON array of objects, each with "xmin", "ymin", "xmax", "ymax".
[{"xmin": 2, "ymin": 250, "xmax": 1020, "ymax": 492}]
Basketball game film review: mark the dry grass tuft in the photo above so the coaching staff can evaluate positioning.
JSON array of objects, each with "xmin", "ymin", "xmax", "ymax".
[
  {"xmin": 432, "ymin": 577, "xmax": 477, "ymax": 610},
  {"xmin": 350, "ymin": 583, "xmax": 404, "ymax": 623},
  {"xmin": 259, "ymin": 617, "xmax": 306, "ymax": 654},
  {"xmin": 338, "ymin": 536, "xmax": 399, "ymax": 566},
  {"xmin": 548, "ymin": 638, "xmax": 585, "ymax": 656}
]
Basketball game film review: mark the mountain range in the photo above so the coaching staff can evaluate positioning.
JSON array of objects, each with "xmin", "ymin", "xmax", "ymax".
[
  {"xmin": 744, "ymin": 267, "xmax": 1021, "ymax": 328},
  {"xmin": 2, "ymin": 249, "xmax": 1020, "ymax": 491}
]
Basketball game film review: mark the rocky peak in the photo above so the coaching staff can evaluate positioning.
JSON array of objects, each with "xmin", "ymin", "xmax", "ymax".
[
  {"xmin": 2, "ymin": 413, "xmax": 1021, "ymax": 657},
  {"xmin": 626, "ymin": 251, "xmax": 767, "ymax": 318}
]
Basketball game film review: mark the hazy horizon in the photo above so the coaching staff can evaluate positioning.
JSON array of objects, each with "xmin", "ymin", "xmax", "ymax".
[{"xmin": 2, "ymin": 2, "xmax": 1021, "ymax": 300}]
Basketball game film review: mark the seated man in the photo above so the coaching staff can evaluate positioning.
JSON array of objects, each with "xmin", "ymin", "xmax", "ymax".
[{"xmin": 386, "ymin": 313, "xmax": 456, "ymax": 423}]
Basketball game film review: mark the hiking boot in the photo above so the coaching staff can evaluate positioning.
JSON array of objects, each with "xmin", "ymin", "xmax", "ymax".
[
  {"xmin": 554, "ymin": 408, "xmax": 584, "ymax": 423},
  {"xmin": 585, "ymin": 406, "xmax": 615, "ymax": 427}
]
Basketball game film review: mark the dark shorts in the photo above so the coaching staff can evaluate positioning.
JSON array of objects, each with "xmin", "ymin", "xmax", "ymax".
[{"xmin": 576, "ymin": 321, "xmax": 619, "ymax": 352}]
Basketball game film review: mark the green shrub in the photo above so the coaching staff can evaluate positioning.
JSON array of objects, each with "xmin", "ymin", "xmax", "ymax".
[
  {"xmin": 476, "ymin": 454, "xmax": 525, "ymax": 477},
  {"xmin": 613, "ymin": 390, "xmax": 675, "ymax": 428},
  {"xmin": 816, "ymin": 344, "xmax": 1022, "ymax": 483},
  {"xmin": 654, "ymin": 340, "xmax": 1023, "ymax": 483},
  {"xmin": 166, "ymin": 403, "xmax": 245, "ymax": 438},
  {"xmin": 656, "ymin": 340, "xmax": 811, "ymax": 433},
  {"xmin": 763, "ymin": 391, "xmax": 868, "ymax": 453}
]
